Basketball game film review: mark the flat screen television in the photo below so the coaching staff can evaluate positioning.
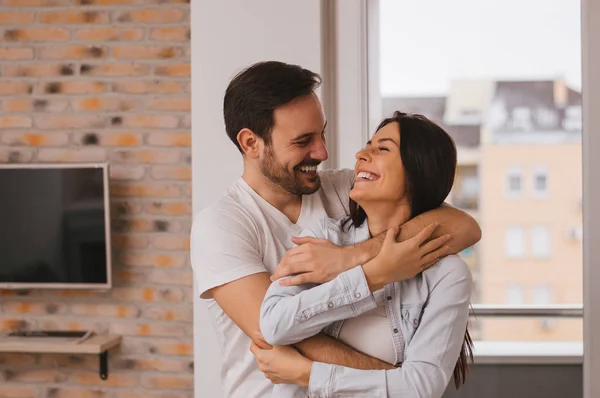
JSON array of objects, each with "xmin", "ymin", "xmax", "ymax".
[{"xmin": 0, "ymin": 163, "xmax": 112, "ymax": 289}]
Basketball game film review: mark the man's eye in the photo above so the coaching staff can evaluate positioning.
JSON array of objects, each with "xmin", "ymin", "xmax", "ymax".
[{"xmin": 296, "ymin": 140, "xmax": 310, "ymax": 147}]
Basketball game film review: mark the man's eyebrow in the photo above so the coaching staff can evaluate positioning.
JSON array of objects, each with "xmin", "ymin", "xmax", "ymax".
[{"xmin": 291, "ymin": 121, "xmax": 327, "ymax": 142}]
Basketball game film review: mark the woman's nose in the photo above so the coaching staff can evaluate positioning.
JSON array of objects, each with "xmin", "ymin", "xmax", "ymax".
[{"xmin": 355, "ymin": 148, "xmax": 370, "ymax": 162}]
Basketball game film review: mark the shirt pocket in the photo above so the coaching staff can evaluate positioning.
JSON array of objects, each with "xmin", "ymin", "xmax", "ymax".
[{"xmin": 400, "ymin": 303, "xmax": 425, "ymax": 345}]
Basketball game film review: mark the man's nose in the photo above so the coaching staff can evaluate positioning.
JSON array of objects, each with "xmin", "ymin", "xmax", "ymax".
[{"xmin": 311, "ymin": 137, "xmax": 328, "ymax": 161}]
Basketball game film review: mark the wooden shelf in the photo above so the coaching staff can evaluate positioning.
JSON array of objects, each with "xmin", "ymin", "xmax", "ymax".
[{"xmin": 0, "ymin": 334, "xmax": 121, "ymax": 380}]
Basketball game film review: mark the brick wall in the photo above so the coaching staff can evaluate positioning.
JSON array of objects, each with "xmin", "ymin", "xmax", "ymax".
[{"xmin": 0, "ymin": 1, "xmax": 193, "ymax": 397}]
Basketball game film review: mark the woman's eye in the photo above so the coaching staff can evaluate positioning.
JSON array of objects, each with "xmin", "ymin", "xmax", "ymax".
[{"xmin": 378, "ymin": 147, "xmax": 389, "ymax": 152}]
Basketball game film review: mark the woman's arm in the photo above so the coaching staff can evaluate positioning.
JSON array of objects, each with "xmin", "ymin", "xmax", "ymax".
[{"xmin": 308, "ymin": 255, "xmax": 472, "ymax": 398}]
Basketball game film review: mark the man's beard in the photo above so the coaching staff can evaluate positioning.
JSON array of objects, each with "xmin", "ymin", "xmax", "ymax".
[{"xmin": 260, "ymin": 146, "xmax": 321, "ymax": 195}]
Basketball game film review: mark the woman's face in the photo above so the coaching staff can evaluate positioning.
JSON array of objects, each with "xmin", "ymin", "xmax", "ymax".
[{"xmin": 349, "ymin": 122, "xmax": 408, "ymax": 205}]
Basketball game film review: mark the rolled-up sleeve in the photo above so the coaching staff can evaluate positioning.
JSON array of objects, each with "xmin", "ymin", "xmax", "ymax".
[
  {"xmin": 308, "ymin": 255, "xmax": 472, "ymax": 398},
  {"xmin": 260, "ymin": 264, "xmax": 377, "ymax": 345}
]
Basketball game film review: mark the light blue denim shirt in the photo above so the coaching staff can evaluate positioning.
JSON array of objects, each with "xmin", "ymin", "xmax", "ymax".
[{"xmin": 260, "ymin": 217, "xmax": 472, "ymax": 398}]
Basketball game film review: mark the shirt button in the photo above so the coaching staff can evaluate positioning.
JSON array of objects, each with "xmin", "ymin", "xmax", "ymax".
[
  {"xmin": 387, "ymin": 296, "xmax": 392, "ymax": 301},
  {"xmin": 354, "ymin": 293, "xmax": 362, "ymax": 298},
  {"xmin": 393, "ymin": 328, "xmax": 398, "ymax": 333},
  {"xmin": 328, "ymin": 302, "xmax": 334, "ymax": 308},
  {"xmin": 413, "ymin": 319, "xmax": 419, "ymax": 326}
]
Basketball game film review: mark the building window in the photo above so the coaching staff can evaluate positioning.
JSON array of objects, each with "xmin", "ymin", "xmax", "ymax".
[
  {"xmin": 506, "ymin": 284, "xmax": 525, "ymax": 305},
  {"xmin": 505, "ymin": 226, "xmax": 525, "ymax": 258},
  {"xmin": 505, "ymin": 167, "xmax": 523, "ymax": 198},
  {"xmin": 533, "ymin": 166, "xmax": 549, "ymax": 197},
  {"xmin": 531, "ymin": 226, "xmax": 551, "ymax": 258}
]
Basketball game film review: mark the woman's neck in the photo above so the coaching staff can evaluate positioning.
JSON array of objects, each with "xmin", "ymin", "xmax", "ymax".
[{"xmin": 360, "ymin": 201, "xmax": 412, "ymax": 237}]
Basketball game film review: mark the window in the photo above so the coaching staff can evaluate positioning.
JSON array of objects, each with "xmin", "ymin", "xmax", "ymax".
[
  {"xmin": 505, "ymin": 226, "xmax": 525, "ymax": 258},
  {"xmin": 533, "ymin": 166, "xmax": 549, "ymax": 197},
  {"xmin": 505, "ymin": 167, "xmax": 523, "ymax": 198},
  {"xmin": 506, "ymin": 285, "xmax": 525, "ymax": 304},
  {"xmin": 532, "ymin": 226, "xmax": 552, "ymax": 258},
  {"xmin": 532, "ymin": 285, "xmax": 552, "ymax": 304}
]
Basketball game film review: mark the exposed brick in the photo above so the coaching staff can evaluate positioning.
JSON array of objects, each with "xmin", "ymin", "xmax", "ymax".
[
  {"xmin": 146, "ymin": 132, "xmax": 191, "ymax": 146},
  {"xmin": 118, "ymin": 114, "xmax": 179, "ymax": 129},
  {"xmin": 0, "ymin": 385, "xmax": 38, "ymax": 398},
  {"xmin": 0, "ymin": 318, "xmax": 34, "ymax": 331},
  {"xmin": 1, "ymin": 132, "xmax": 69, "ymax": 146},
  {"xmin": 2, "ymin": 0, "xmax": 72, "ymax": 5},
  {"xmin": 150, "ymin": 27, "xmax": 189, "ymax": 41},
  {"xmin": 74, "ymin": 0, "xmax": 141, "ymax": 4},
  {"xmin": 2, "ymin": 98, "xmax": 69, "ymax": 113},
  {"xmin": 110, "ymin": 149, "xmax": 180, "ymax": 164},
  {"xmin": 0, "ymin": 82, "xmax": 31, "ymax": 95},
  {"xmin": 118, "ymin": 252, "xmax": 186, "ymax": 268},
  {"xmin": 154, "ymin": 63, "xmax": 190, "ymax": 76},
  {"xmin": 151, "ymin": 235, "xmax": 189, "ymax": 250},
  {"xmin": 0, "ymin": 148, "xmax": 35, "ymax": 163},
  {"xmin": 70, "ymin": 303, "xmax": 141, "ymax": 319},
  {"xmin": 0, "ymin": 116, "xmax": 33, "ymax": 128},
  {"xmin": 142, "ymin": 305, "xmax": 192, "ymax": 322},
  {"xmin": 181, "ymin": 113, "xmax": 191, "ymax": 128},
  {"xmin": 113, "ymin": 357, "xmax": 191, "ymax": 373},
  {"xmin": 114, "ymin": 218, "xmax": 181, "ymax": 233},
  {"xmin": 113, "ymin": 234, "xmax": 149, "ymax": 249},
  {"xmin": 1, "ymin": 369, "xmax": 67, "ymax": 383},
  {"xmin": 34, "ymin": 115, "xmax": 106, "ymax": 129},
  {"xmin": 0, "ymin": 353, "xmax": 36, "ymax": 366},
  {"xmin": 111, "ymin": 183, "xmax": 181, "ymax": 198},
  {"xmin": 113, "ymin": 45, "xmax": 181, "ymax": 59},
  {"xmin": 4, "ymin": 64, "xmax": 75, "ymax": 77},
  {"xmin": 111, "ymin": 200, "xmax": 143, "ymax": 216},
  {"xmin": 79, "ymin": 63, "xmax": 149, "ymax": 77},
  {"xmin": 144, "ymin": 201, "xmax": 191, "ymax": 215},
  {"xmin": 36, "ymin": 319, "xmax": 109, "ymax": 334},
  {"xmin": 151, "ymin": 166, "xmax": 191, "ymax": 180},
  {"xmin": 115, "ymin": 9, "xmax": 184, "ymax": 24},
  {"xmin": 41, "ymin": 81, "xmax": 107, "ymax": 94},
  {"xmin": 36, "ymin": 147, "xmax": 107, "ymax": 162},
  {"xmin": 147, "ymin": 269, "xmax": 193, "ymax": 286},
  {"xmin": 38, "ymin": 355, "xmax": 98, "ymax": 372},
  {"xmin": 111, "ymin": 80, "xmax": 183, "ymax": 94},
  {"xmin": 45, "ymin": 387, "xmax": 114, "ymax": 398},
  {"xmin": 74, "ymin": 27, "xmax": 144, "ymax": 41},
  {"xmin": 69, "ymin": 372, "xmax": 139, "ymax": 388},
  {"xmin": 142, "ymin": 374, "xmax": 193, "ymax": 390},
  {"xmin": 4, "ymin": 28, "xmax": 69, "ymax": 41},
  {"xmin": 108, "ymin": 165, "xmax": 146, "ymax": 180},
  {"xmin": 0, "ymin": 12, "xmax": 35, "ymax": 25},
  {"xmin": 72, "ymin": 97, "xmax": 143, "ymax": 112},
  {"xmin": 2, "ymin": 301, "xmax": 68, "ymax": 315},
  {"xmin": 39, "ymin": 45, "xmax": 106, "ymax": 59},
  {"xmin": 145, "ymin": 340, "xmax": 192, "ymax": 356},
  {"xmin": 110, "ymin": 322, "xmax": 186, "ymax": 337},
  {"xmin": 39, "ymin": 11, "xmax": 109, "ymax": 24},
  {"xmin": 148, "ymin": 97, "xmax": 190, "ymax": 111},
  {"xmin": 0, "ymin": 47, "xmax": 34, "ymax": 60}
]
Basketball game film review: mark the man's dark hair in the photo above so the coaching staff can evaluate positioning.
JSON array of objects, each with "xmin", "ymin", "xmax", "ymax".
[{"xmin": 223, "ymin": 61, "xmax": 322, "ymax": 153}]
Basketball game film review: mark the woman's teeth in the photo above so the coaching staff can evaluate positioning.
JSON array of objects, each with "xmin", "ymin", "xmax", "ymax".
[{"xmin": 356, "ymin": 171, "xmax": 377, "ymax": 181}]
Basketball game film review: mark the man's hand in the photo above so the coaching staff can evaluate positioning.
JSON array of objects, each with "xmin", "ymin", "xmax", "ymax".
[
  {"xmin": 363, "ymin": 223, "xmax": 452, "ymax": 291},
  {"xmin": 250, "ymin": 335, "xmax": 313, "ymax": 387},
  {"xmin": 270, "ymin": 236, "xmax": 349, "ymax": 286}
]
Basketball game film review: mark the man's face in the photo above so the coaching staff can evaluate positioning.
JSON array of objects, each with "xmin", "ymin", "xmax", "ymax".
[{"xmin": 260, "ymin": 93, "xmax": 328, "ymax": 195}]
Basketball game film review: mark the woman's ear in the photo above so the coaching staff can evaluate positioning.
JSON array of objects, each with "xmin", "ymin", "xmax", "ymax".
[{"xmin": 237, "ymin": 128, "xmax": 261, "ymax": 158}]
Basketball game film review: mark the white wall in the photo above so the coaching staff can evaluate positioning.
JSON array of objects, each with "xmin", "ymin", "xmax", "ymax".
[
  {"xmin": 582, "ymin": 0, "xmax": 600, "ymax": 397},
  {"xmin": 191, "ymin": 1, "xmax": 324, "ymax": 396}
]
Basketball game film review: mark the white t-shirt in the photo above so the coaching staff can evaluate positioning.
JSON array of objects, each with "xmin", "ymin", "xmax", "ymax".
[{"xmin": 190, "ymin": 169, "xmax": 354, "ymax": 398}]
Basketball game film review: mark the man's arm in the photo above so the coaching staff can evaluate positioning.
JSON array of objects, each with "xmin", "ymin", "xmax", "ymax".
[
  {"xmin": 209, "ymin": 272, "xmax": 394, "ymax": 370},
  {"xmin": 271, "ymin": 203, "xmax": 480, "ymax": 285}
]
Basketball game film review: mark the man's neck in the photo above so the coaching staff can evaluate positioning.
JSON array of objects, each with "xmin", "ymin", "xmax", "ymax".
[
  {"xmin": 242, "ymin": 169, "xmax": 303, "ymax": 223},
  {"xmin": 361, "ymin": 201, "xmax": 411, "ymax": 237}
]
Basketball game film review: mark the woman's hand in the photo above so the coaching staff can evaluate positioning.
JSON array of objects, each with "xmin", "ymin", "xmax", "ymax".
[
  {"xmin": 250, "ymin": 338, "xmax": 313, "ymax": 387},
  {"xmin": 270, "ymin": 237, "xmax": 349, "ymax": 286},
  {"xmin": 362, "ymin": 223, "xmax": 452, "ymax": 291}
]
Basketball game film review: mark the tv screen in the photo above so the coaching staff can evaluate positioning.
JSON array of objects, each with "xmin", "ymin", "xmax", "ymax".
[{"xmin": 0, "ymin": 164, "xmax": 111, "ymax": 289}]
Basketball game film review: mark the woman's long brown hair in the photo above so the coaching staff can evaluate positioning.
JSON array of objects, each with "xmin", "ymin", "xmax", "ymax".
[{"xmin": 345, "ymin": 111, "xmax": 474, "ymax": 388}]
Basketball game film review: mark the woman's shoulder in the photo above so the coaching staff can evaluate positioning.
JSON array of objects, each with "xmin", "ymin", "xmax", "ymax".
[{"xmin": 424, "ymin": 254, "xmax": 473, "ymax": 286}]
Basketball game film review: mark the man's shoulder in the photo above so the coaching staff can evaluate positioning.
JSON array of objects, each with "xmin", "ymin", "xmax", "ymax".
[{"xmin": 192, "ymin": 180, "xmax": 255, "ymax": 230}]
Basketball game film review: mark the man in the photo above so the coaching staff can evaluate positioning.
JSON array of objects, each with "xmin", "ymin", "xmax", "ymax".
[{"xmin": 190, "ymin": 61, "xmax": 481, "ymax": 398}]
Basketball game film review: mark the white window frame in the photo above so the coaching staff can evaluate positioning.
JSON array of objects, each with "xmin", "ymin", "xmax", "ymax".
[
  {"xmin": 332, "ymin": 1, "xmax": 599, "ymax": 395},
  {"xmin": 505, "ymin": 225, "xmax": 526, "ymax": 258},
  {"xmin": 505, "ymin": 166, "xmax": 524, "ymax": 198},
  {"xmin": 532, "ymin": 165, "xmax": 549, "ymax": 198},
  {"xmin": 531, "ymin": 225, "xmax": 552, "ymax": 258},
  {"xmin": 506, "ymin": 284, "xmax": 525, "ymax": 305}
]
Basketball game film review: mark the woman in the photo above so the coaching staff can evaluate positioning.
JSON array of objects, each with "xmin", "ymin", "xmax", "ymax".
[{"xmin": 254, "ymin": 111, "xmax": 474, "ymax": 398}]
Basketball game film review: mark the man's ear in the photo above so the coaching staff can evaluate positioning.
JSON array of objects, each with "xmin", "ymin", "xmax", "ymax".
[{"xmin": 237, "ymin": 128, "xmax": 261, "ymax": 158}]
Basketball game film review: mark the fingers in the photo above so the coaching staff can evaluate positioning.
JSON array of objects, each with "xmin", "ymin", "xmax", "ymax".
[
  {"xmin": 291, "ymin": 236, "xmax": 318, "ymax": 246},
  {"xmin": 278, "ymin": 273, "xmax": 308, "ymax": 287},
  {"xmin": 252, "ymin": 332, "xmax": 273, "ymax": 350},
  {"xmin": 420, "ymin": 245, "xmax": 452, "ymax": 266},
  {"xmin": 419, "ymin": 234, "xmax": 451, "ymax": 255},
  {"xmin": 384, "ymin": 225, "xmax": 401, "ymax": 245},
  {"xmin": 271, "ymin": 262, "xmax": 304, "ymax": 281},
  {"xmin": 412, "ymin": 223, "xmax": 440, "ymax": 246}
]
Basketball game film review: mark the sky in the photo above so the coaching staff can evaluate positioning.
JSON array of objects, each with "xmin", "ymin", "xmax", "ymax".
[{"xmin": 378, "ymin": 0, "xmax": 581, "ymax": 97}]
